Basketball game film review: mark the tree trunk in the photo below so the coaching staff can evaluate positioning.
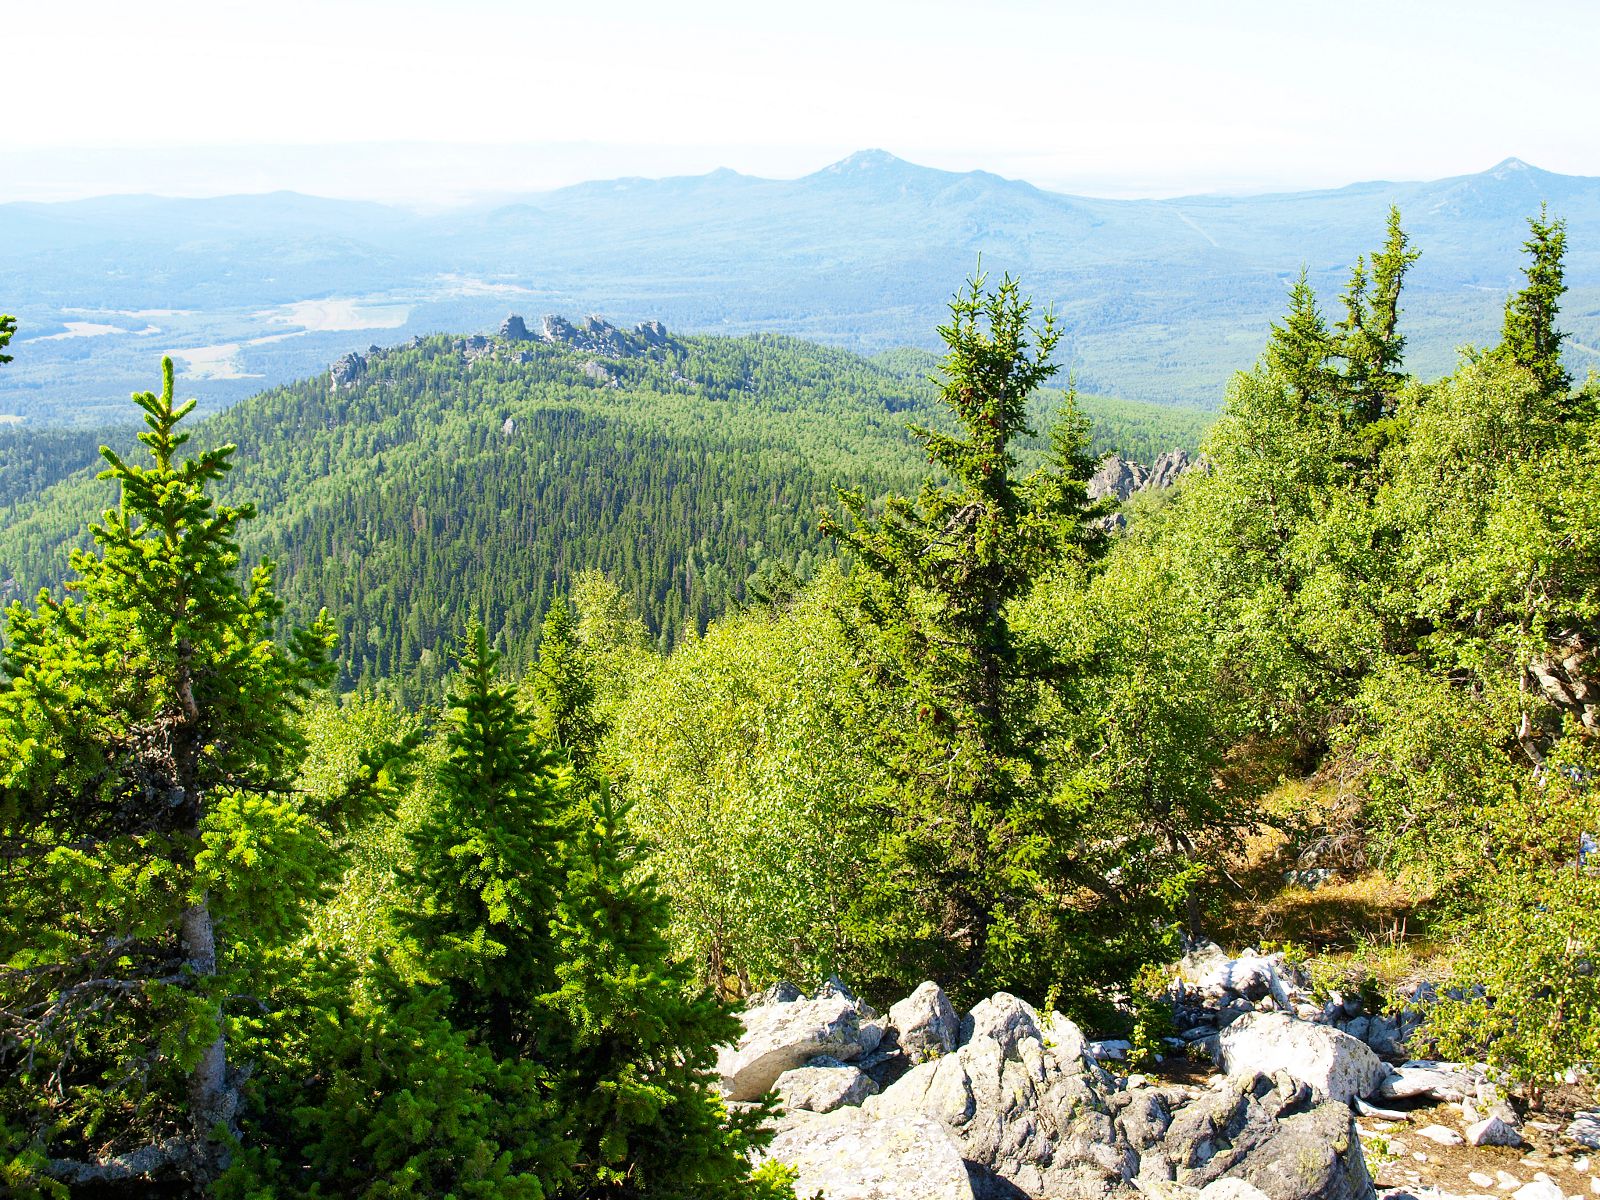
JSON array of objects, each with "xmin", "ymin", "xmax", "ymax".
[{"xmin": 181, "ymin": 895, "xmax": 237, "ymax": 1181}]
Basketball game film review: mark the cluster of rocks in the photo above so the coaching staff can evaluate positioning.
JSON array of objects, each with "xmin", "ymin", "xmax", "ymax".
[
  {"xmin": 527, "ymin": 312, "xmax": 672, "ymax": 357},
  {"xmin": 328, "ymin": 314, "xmax": 673, "ymax": 393},
  {"xmin": 1166, "ymin": 942, "xmax": 1426, "ymax": 1064},
  {"xmin": 1088, "ymin": 449, "xmax": 1199, "ymax": 504},
  {"xmin": 329, "ymin": 343, "xmax": 385, "ymax": 391},
  {"xmin": 725, "ymin": 978, "xmax": 1374, "ymax": 1200}
]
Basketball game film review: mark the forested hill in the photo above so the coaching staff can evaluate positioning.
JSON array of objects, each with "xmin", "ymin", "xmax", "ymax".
[{"xmin": 0, "ymin": 324, "xmax": 1211, "ymax": 700}]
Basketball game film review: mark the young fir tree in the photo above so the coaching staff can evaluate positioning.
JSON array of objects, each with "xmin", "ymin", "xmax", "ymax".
[
  {"xmin": 0, "ymin": 358, "xmax": 335, "ymax": 1190},
  {"xmin": 1500, "ymin": 204, "xmax": 1570, "ymax": 400},
  {"xmin": 822, "ymin": 272, "xmax": 1106, "ymax": 999},
  {"xmin": 1333, "ymin": 206, "xmax": 1418, "ymax": 425},
  {"xmin": 1266, "ymin": 269, "xmax": 1339, "ymax": 409},
  {"xmin": 392, "ymin": 622, "xmax": 566, "ymax": 1056},
  {"xmin": 542, "ymin": 786, "xmax": 778, "ymax": 1199},
  {"xmin": 527, "ymin": 596, "xmax": 604, "ymax": 781},
  {"xmin": 0, "ymin": 314, "xmax": 15, "ymax": 365}
]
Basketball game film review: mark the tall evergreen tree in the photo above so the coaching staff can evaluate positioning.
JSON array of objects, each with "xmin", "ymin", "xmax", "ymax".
[
  {"xmin": 392, "ymin": 622, "xmax": 566, "ymax": 1056},
  {"xmin": 823, "ymin": 272, "xmax": 1106, "ymax": 998},
  {"xmin": 527, "ymin": 596, "xmax": 603, "ymax": 780},
  {"xmin": 0, "ymin": 358, "xmax": 335, "ymax": 1189},
  {"xmin": 0, "ymin": 314, "xmax": 16, "ymax": 365},
  {"xmin": 1500, "ymin": 204, "xmax": 1570, "ymax": 399},
  {"xmin": 1334, "ymin": 207, "xmax": 1418, "ymax": 423},
  {"xmin": 542, "ymin": 786, "xmax": 775, "ymax": 1198},
  {"xmin": 1267, "ymin": 269, "xmax": 1339, "ymax": 409}
]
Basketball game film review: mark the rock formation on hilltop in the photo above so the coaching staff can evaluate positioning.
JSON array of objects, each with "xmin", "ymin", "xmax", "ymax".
[
  {"xmin": 536, "ymin": 313, "xmax": 676, "ymax": 357},
  {"xmin": 1088, "ymin": 449, "xmax": 1199, "ymax": 504}
]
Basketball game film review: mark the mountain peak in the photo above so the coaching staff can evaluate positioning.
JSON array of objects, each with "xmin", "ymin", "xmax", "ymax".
[
  {"xmin": 1487, "ymin": 156, "xmax": 1538, "ymax": 177},
  {"xmin": 823, "ymin": 149, "xmax": 911, "ymax": 174}
]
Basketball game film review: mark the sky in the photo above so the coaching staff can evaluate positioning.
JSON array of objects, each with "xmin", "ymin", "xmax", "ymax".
[{"xmin": 6, "ymin": 0, "xmax": 1600, "ymax": 205}]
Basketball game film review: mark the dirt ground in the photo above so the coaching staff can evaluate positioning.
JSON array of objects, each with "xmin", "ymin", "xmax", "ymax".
[{"xmin": 1360, "ymin": 1089, "xmax": 1597, "ymax": 1199}]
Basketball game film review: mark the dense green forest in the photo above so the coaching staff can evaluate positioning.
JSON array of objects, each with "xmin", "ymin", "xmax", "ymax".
[
  {"xmin": 3, "ymin": 207, "xmax": 1598, "ymax": 1197},
  {"xmin": 0, "ymin": 330, "xmax": 1210, "ymax": 700}
]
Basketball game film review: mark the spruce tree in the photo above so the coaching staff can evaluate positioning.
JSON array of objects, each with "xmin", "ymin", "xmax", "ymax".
[
  {"xmin": 1500, "ymin": 204, "xmax": 1570, "ymax": 399},
  {"xmin": 0, "ymin": 358, "xmax": 334, "ymax": 1188},
  {"xmin": 1334, "ymin": 207, "xmax": 1418, "ymax": 423},
  {"xmin": 527, "ymin": 596, "xmax": 603, "ymax": 780},
  {"xmin": 0, "ymin": 314, "xmax": 15, "ymax": 365},
  {"xmin": 1267, "ymin": 269, "xmax": 1338, "ymax": 408},
  {"xmin": 822, "ymin": 272, "xmax": 1105, "ymax": 998},
  {"xmin": 392, "ymin": 622, "xmax": 566, "ymax": 1055},
  {"xmin": 543, "ymin": 786, "xmax": 773, "ymax": 1198}
]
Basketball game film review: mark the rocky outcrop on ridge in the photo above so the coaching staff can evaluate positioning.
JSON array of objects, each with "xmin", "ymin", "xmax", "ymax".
[
  {"xmin": 330, "ymin": 350, "xmax": 366, "ymax": 391},
  {"xmin": 537, "ymin": 312, "xmax": 675, "ymax": 357},
  {"xmin": 1088, "ymin": 449, "xmax": 1200, "ymax": 504},
  {"xmin": 328, "ymin": 315, "xmax": 674, "ymax": 392}
]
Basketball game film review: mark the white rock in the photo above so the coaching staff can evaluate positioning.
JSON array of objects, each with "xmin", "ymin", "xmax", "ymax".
[
  {"xmin": 1198, "ymin": 1179, "xmax": 1275, "ymax": 1200},
  {"xmin": 1510, "ymin": 1181, "xmax": 1563, "ymax": 1200},
  {"xmin": 764, "ymin": 1107, "xmax": 974, "ymax": 1200},
  {"xmin": 1358, "ymin": 1097, "xmax": 1410, "ymax": 1119},
  {"xmin": 718, "ymin": 992, "xmax": 871, "ymax": 1101},
  {"xmin": 1468, "ymin": 1116, "xmax": 1524, "ymax": 1148},
  {"xmin": 1215, "ymin": 1011, "xmax": 1387, "ymax": 1103},
  {"xmin": 885, "ymin": 981, "xmax": 960, "ymax": 1064},
  {"xmin": 1471, "ymin": 1172, "xmax": 1497, "ymax": 1188},
  {"xmin": 1569, "ymin": 1113, "xmax": 1600, "ymax": 1151},
  {"xmin": 1091, "ymin": 1039, "xmax": 1134, "ymax": 1062},
  {"xmin": 865, "ymin": 995, "xmax": 1124, "ymax": 1199},
  {"xmin": 1497, "ymin": 1172, "xmax": 1524, "ymax": 1190},
  {"xmin": 1417, "ymin": 1125, "xmax": 1465, "ymax": 1146},
  {"xmin": 1379, "ymin": 1064, "xmax": 1475, "ymax": 1102},
  {"xmin": 775, "ymin": 1059, "xmax": 879, "ymax": 1114}
]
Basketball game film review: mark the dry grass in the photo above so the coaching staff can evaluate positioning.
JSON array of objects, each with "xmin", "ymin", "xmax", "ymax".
[{"xmin": 1208, "ymin": 768, "xmax": 1440, "ymax": 957}]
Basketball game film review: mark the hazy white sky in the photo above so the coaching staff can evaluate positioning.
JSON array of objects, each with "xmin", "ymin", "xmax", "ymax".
[{"xmin": 6, "ymin": 0, "xmax": 1599, "ymax": 203}]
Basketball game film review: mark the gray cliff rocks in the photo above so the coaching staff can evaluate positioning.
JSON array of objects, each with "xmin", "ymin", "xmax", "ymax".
[{"xmin": 1088, "ymin": 449, "xmax": 1200, "ymax": 505}]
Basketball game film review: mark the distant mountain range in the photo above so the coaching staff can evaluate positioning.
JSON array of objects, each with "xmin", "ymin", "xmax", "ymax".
[{"xmin": 2, "ymin": 151, "xmax": 1597, "ymax": 423}]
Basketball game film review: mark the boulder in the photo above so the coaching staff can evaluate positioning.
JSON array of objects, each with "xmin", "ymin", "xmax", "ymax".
[
  {"xmin": 1465, "ymin": 1116, "xmax": 1522, "ymax": 1148},
  {"xmin": 885, "ymin": 982, "xmax": 959, "ymax": 1063},
  {"xmin": 1568, "ymin": 1112, "xmax": 1600, "ymax": 1150},
  {"xmin": 1179, "ymin": 940, "xmax": 1234, "ymax": 984},
  {"xmin": 1147, "ymin": 449, "xmax": 1194, "ymax": 491},
  {"xmin": 776, "ymin": 1058, "xmax": 879, "ymax": 1114},
  {"xmin": 1092, "ymin": 1040, "xmax": 1135, "ymax": 1063},
  {"xmin": 718, "ymin": 992, "xmax": 873, "ymax": 1101},
  {"xmin": 541, "ymin": 314, "xmax": 579, "ymax": 344},
  {"xmin": 1216, "ymin": 1012, "xmax": 1386, "ymax": 1103},
  {"xmin": 865, "ymin": 993, "xmax": 1126, "ymax": 1200},
  {"xmin": 500, "ymin": 313, "xmax": 531, "ymax": 340},
  {"xmin": 748, "ymin": 980, "xmax": 805, "ymax": 1008},
  {"xmin": 1376, "ymin": 1064, "xmax": 1474, "ymax": 1103},
  {"xmin": 1149, "ymin": 1076, "xmax": 1373, "ymax": 1200},
  {"xmin": 764, "ymin": 1106, "xmax": 974, "ymax": 1200}
]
